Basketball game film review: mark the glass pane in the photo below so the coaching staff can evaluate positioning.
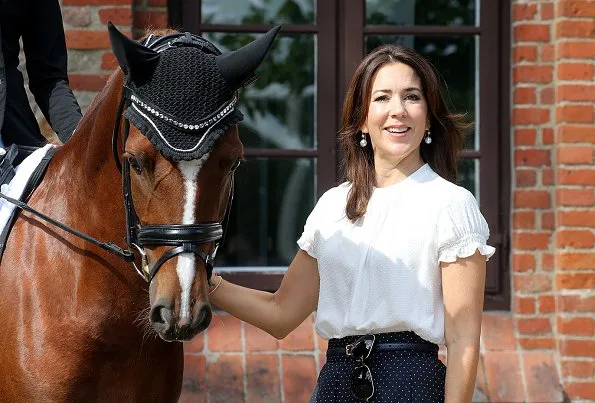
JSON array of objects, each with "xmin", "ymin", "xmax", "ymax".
[
  {"xmin": 204, "ymin": 33, "xmax": 316, "ymax": 149},
  {"xmin": 457, "ymin": 158, "xmax": 479, "ymax": 198},
  {"xmin": 366, "ymin": 0, "xmax": 477, "ymax": 26},
  {"xmin": 218, "ymin": 158, "xmax": 316, "ymax": 267},
  {"xmin": 365, "ymin": 35, "xmax": 477, "ymax": 150},
  {"xmin": 202, "ymin": 0, "xmax": 316, "ymax": 25}
]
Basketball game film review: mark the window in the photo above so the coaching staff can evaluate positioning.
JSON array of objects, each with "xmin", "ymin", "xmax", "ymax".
[{"xmin": 169, "ymin": 0, "xmax": 511, "ymax": 309}]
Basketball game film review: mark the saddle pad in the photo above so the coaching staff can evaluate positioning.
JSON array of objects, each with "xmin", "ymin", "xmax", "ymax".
[{"xmin": 0, "ymin": 144, "xmax": 56, "ymax": 235}]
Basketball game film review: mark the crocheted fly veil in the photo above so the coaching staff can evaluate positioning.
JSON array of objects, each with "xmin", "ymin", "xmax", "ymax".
[{"xmin": 107, "ymin": 23, "xmax": 281, "ymax": 160}]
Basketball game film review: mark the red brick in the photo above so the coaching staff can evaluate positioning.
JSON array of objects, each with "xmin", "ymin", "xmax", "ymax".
[
  {"xmin": 543, "ymin": 253, "xmax": 555, "ymax": 271},
  {"xmin": 541, "ymin": 2, "xmax": 555, "ymax": 20},
  {"xmin": 559, "ymin": 295, "xmax": 595, "ymax": 312},
  {"xmin": 207, "ymin": 315, "xmax": 242, "ymax": 352},
  {"xmin": 512, "ymin": 108, "xmax": 550, "ymax": 125},
  {"xmin": 558, "ymin": 210, "xmax": 595, "ymax": 227},
  {"xmin": 557, "ymin": 124, "xmax": 595, "ymax": 142},
  {"xmin": 562, "ymin": 359, "xmax": 595, "ymax": 378},
  {"xmin": 557, "ymin": 273, "xmax": 595, "ymax": 290},
  {"xmin": 282, "ymin": 355, "xmax": 317, "ymax": 402},
  {"xmin": 101, "ymin": 52, "xmax": 118, "ymax": 70},
  {"xmin": 517, "ymin": 317, "xmax": 552, "ymax": 334},
  {"xmin": 558, "ymin": 20, "xmax": 595, "ymax": 38},
  {"xmin": 316, "ymin": 334, "xmax": 328, "ymax": 351},
  {"xmin": 560, "ymin": 1, "xmax": 595, "ymax": 17},
  {"xmin": 515, "ymin": 169, "xmax": 537, "ymax": 187},
  {"xmin": 513, "ymin": 232, "xmax": 551, "ymax": 250},
  {"xmin": 244, "ymin": 322, "xmax": 279, "ymax": 352},
  {"xmin": 514, "ymin": 128, "xmax": 537, "ymax": 146},
  {"xmin": 523, "ymin": 352, "xmax": 563, "ymax": 402},
  {"xmin": 540, "ymin": 44, "xmax": 555, "ymax": 62},
  {"xmin": 558, "ymin": 168, "xmax": 595, "ymax": 185},
  {"xmin": 148, "ymin": 0, "xmax": 167, "ymax": 5},
  {"xmin": 65, "ymin": 30, "xmax": 111, "ymax": 49},
  {"xmin": 557, "ymin": 105, "xmax": 595, "ymax": 123},
  {"xmin": 98, "ymin": 7, "xmax": 133, "ymax": 25},
  {"xmin": 513, "ymin": 87, "xmax": 536, "ymax": 104},
  {"xmin": 64, "ymin": 0, "xmax": 131, "ymax": 4},
  {"xmin": 483, "ymin": 352, "xmax": 525, "ymax": 402},
  {"xmin": 481, "ymin": 314, "xmax": 516, "ymax": 351},
  {"xmin": 566, "ymin": 382, "xmax": 595, "ymax": 401},
  {"xmin": 513, "ymin": 211, "xmax": 536, "ymax": 229},
  {"xmin": 540, "ymin": 87, "xmax": 555, "ymax": 104},
  {"xmin": 557, "ymin": 229, "xmax": 595, "ymax": 247},
  {"xmin": 539, "ymin": 295, "xmax": 556, "ymax": 313},
  {"xmin": 180, "ymin": 355, "xmax": 207, "ymax": 403},
  {"xmin": 207, "ymin": 355, "xmax": 244, "ymax": 401},
  {"xmin": 558, "ymin": 84, "xmax": 595, "ymax": 102},
  {"xmin": 512, "ymin": 253, "xmax": 536, "ymax": 271},
  {"xmin": 557, "ymin": 189, "xmax": 594, "ymax": 207},
  {"xmin": 513, "ymin": 3, "xmax": 538, "ymax": 20},
  {"xmin": 63, "ymin": 8, "xmax": 92, "ymax": 27},
  {"xmin": 558, "ymin": 317, "xmax": 595, "ymax": 336},
  {"xmin": 134, "ymin": 10, "xmax": 169, "ymax": 29},
  {"xmin": 514, "ymin": 190, "xmax": 550, "ymax": 208},
  {"xmin": 68, "ymin": 74, "xmax": 110, "ymax": 91},
  {"xmin": 514, "ymin": 24, "xmax": 551, "ymax": 42},
  {"xmin": 541, "ymin": 211, "xmax": 555, "ymax": 229},
  {"xmin": 513, "ymin": 45, "xmax": 538, "ymax": 63},
  {"xmin": 515, "ymin": 296, "xmax": 536, "ymax": 314},
  {"xmin": 558, "ymin": 146, "xmax": 594, "ymax": 164},
  {"xmin": 513, "ymin": 65, "xmax": 553, "ymax": 83},
  {"xmin": 558, "ymin": 62, "xmax": 595, "ymax": 80},
  {"xmin": 542, "ymin": 168, "xmax": 554, "ymax": 185},
  {"xmin": 279, "ymin": 316, "xmax": 315, "ymax": 351},
  {"xmin": 515, "ymin": 149, "xmax": 551, "ymax": 166},
  {"xmin": 246, "ymin": 355, "xmax": 281, "ymax": 402},
  {"xmin": 560, "ymin": 340, "xmax": 595, "ymax": 358},
  {"xmin": 514, "ymin": 273, "xmax": 553, "ymax": 293},
  {"xmin": 558, "ymin": 252, "xmax": 595, "ymax": 270},
  {"xmin": 519, "ymin": 337, "xmax": 556, "ymax": 349},
  {"xmin": 559, "ymin": 41, "xmax": 595, "ymax": 58}
]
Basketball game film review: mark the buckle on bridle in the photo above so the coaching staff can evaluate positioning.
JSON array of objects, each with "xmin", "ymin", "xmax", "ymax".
[{"xmin": 131, "ymin": 243, "xmax": 150, "ymax": 282}]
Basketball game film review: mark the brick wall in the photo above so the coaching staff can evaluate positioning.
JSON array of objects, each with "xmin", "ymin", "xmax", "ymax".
[{"xmin": 56, "ymin": 0, "xmax": 594, "ymax": 401}]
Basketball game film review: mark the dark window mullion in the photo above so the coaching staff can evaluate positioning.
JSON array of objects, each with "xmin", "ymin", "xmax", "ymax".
[
  {"xmin": 199, "ymin": 24, "xmax": 318, "ymax": 33},
  {"xmin": 363, "ymin": 26, "xmax": 482, "ymax": 35},
  {"xmin": 244, "ymin": 149, "xmax": 319, "ymax": 158}
]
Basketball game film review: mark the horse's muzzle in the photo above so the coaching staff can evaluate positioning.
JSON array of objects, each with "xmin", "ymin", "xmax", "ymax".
[{"xmin": 150, "ymin": 299, "xmax": 212, "ymax": 341}]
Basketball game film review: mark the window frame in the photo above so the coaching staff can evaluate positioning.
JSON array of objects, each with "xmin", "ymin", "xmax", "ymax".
[{"xmin": 168, "ymin": 0, "xmax": 511, "ymax": 310}]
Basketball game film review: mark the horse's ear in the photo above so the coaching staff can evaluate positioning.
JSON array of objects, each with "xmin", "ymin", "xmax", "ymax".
[
  {"xmin": 215, "ymin": 25, "xmax": 282, "ymax": 91},
  {"xmin": 107, "ymin": 22, "xmax": 160, "ymax": 86}
]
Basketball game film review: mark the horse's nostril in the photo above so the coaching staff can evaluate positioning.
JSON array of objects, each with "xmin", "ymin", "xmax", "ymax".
[
  {"xmin": 196, "ymin": 304, "xmax": 212, "ymax": 330},
  {"xmin": 150, "ymin": 305, "xmax": 172, "ymax": 326}
]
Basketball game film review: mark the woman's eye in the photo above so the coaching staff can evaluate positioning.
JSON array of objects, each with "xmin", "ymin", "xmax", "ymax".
[
  {"xmin": 374, "ymin": 95, "xmax": 389, "ymax": 102},
  {"xmin": 405, "ymin": 94, "xmax": 421, "ymax": 101}
]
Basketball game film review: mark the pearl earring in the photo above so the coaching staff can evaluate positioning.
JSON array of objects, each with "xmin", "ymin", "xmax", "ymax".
[
  {"xmin": 424, "ymin": 129, "xmax": 432, "ymax": 144},
  {"xmin": 360, "ymin": 132, "xmax": 368, "ymax": 147}
]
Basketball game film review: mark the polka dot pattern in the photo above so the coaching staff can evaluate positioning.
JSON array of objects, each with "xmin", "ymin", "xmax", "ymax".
[{"xmin": 310, "ymin": 332, "xmax": 446, "ymax": 402}]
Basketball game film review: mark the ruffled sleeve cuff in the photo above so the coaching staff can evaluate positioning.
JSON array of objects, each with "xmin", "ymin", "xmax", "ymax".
[
  {"xmin": 438, "ymin": 233, "xmax": 496, "ymax": 263},
  {"xmin": 297, "ymin": 236, "xmax": 318, "ymax": 259}
]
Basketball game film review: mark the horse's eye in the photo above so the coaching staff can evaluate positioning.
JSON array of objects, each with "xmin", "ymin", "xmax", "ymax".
[
  {"xmin": 231, "ymin": 159, "xmax": 242, "ymax": 172},
  {"xmin": 127, "ymin": 157, "xmax": 143, "ymax": 174}
]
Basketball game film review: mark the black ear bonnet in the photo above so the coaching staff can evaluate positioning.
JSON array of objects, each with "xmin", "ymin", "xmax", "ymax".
[{"xmin": 107, "ymin": 24, "xmax": 281, "ymax": 160}]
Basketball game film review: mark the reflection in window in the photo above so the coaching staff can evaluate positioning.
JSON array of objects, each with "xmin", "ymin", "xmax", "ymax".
[
  {"xmin": 458, "ymin": 158, "xmax": 479, "ymax": 198},
  {"xmin": 365, "ymin": 35, "xmax": 478, "ymax": 150},
  {"xmin": 366, "ymin": 0, "xmax": 477, "ymax": 26},
  {"xmin": 202, "ymin": 0, "xmax": 316, "ymax": 25},
  {"xmin": 205, "ymin": 33, "xmax": 316, "ymax": 150},
  {"xmin": 218, "ymin": 158, "xmax": 316, "ymax": 267}
]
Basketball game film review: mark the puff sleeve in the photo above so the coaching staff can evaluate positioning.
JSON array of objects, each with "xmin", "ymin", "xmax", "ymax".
[
  {"xmin": 296, "ymin": 190, "xmax": 332, "ymax": 259},
  {"xmin": 437, "ymin": 189, "xmax": 496, "ymax": 263}
]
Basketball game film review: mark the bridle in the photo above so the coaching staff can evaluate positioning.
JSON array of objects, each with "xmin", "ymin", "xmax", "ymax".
[{"xmin": 112, "ymin": 32, "xmax": 236, "ymax": 284}]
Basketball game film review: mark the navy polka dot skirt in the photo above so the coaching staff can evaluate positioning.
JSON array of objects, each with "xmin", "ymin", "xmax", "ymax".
[{"xmin": 310, "ymin": 331, "xmax": 446, "ymax": 402}]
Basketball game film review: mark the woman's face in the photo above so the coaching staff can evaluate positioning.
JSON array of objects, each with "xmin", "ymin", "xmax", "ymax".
[{"xmin": 361, "ymin": 62, "xmax": 429, "ymax": 167}]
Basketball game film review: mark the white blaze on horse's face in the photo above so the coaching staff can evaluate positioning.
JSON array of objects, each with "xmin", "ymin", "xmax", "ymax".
[{"xmin": 176, "ymin": 155, "xmax": 209, "ymax": 319}]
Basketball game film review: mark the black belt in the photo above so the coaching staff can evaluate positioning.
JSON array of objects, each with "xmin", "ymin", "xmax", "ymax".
[{"xmin": 327, "ymin": 342, "xmax": 438, "ymax": 356}]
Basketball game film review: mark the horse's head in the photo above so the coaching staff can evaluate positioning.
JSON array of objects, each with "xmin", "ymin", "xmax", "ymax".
[{"xmin": 108, "ymin": 24, "xmax": 280, "ymax": 341}]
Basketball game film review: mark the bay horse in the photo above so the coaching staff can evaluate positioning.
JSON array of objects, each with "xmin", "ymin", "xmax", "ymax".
[{"xmin": 0, "ymin": 23, "xmax": 280, "ymax": 401}]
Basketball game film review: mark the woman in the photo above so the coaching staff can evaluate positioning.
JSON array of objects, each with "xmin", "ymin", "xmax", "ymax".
[{"xmin": 208, "ymin": 44, "xmax": 495, "ymax": 402}]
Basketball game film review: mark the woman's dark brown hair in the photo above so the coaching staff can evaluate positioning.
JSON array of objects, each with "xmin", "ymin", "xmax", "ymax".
[{"xmin": 338, "ymin": 44, "xmax": 469, "ymax": 221}]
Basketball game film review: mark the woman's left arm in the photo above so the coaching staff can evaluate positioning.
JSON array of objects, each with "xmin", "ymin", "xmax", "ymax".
[{"xmin": 441, "ymin": 250, "xmax": 487, "ymax": 403}]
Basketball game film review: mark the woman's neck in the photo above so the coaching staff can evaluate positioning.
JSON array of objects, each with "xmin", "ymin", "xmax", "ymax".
[{"xmin": 374, "ymin": 152, "xmax": 424, "ymax": 188}]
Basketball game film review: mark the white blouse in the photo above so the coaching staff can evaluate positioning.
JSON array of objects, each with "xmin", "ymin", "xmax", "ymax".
[{"xmin": 297, "ymin": 164, "xmax": 495, "ymax": 344}]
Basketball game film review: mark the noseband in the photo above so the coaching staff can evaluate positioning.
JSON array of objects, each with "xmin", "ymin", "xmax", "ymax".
[{"xmin": 112, "ymin": 32, "xmax": 235, "ymax": 283}]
